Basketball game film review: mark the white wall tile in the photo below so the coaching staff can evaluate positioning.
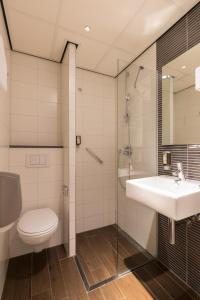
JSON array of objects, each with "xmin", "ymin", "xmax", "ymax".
[
  {"xmin": 38, "ymin": 116, "xmax": 59, "ymax": 133},
  {"xmin": 11, "ymin": 114, "xmax": 37, "ymax": 132},
  {"xmin": 8, "ymin": 148, "xmax": 64, "ymax": 258},
  {"xmin": 38, "ymin": 70, "xmax": 58, "ymax": 88},
  {"xmin": 38, "ymin": 102, "xmax": 60, "ymax": 118},
  {"xmin": 11, "ymin": 132, "xmax": 38, "ymax": 146},
  {"xmin": 10, "ymin": 52, "xmax": 61, "ymax": 146},
  {"xmin": 0, "ymin": 9, "xmax": 11, "ymax": 298},
  {"xmin": 11, "ymin": 81, "xmax": 37, "ymax": 100},
  {"xmin": 76, "ymin": 69, "xmax": 116, "ymax": 233},
  {"xmin": 11, "ymin": 98, "xmax": 37, "ymax": 116},
  {"xmin": 38, "ymin": 133, "xmax": 59, "ymax": 146},
  {"xmin": 38, "ymin": 86, "xmax": 60, "ymax": 103},
  {"xmin": 11, "ymin": 64, "xmax": 37, "ymax": 84}
]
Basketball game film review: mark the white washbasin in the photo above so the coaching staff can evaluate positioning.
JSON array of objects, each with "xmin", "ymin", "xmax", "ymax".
[{"xmin": 126, "ymin": 176, "xmax": 200, "ymax": 220}]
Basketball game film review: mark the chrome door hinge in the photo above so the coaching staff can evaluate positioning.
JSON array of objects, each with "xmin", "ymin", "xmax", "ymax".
[{"xmin": 63, "ymin": 185, "xmax": 69, "ymax": 197}]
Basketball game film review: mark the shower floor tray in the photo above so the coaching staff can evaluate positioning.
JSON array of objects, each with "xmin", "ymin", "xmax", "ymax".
[{"xmin": 76, "ymin": 224, "xmax": 153, "ymax": 290}]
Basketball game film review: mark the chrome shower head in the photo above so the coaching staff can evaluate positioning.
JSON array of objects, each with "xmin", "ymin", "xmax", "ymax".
[{"xmin": 134, "ymin": 65, "xmax": 144, "ymax": 88}]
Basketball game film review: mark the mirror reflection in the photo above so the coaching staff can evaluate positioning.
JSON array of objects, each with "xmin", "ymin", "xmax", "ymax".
[{"xmin": 162, "ymin": 43, "xmax": 200, "ymax": 145}]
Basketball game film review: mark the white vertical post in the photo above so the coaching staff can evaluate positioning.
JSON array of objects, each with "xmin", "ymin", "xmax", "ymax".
[
  {"xmin": 169, "ymin": 76, "xmax": 174, "ymax": 144},
  {"xmin": 61, "ymin": 43, "xmax": 76, "ymax": 257}
]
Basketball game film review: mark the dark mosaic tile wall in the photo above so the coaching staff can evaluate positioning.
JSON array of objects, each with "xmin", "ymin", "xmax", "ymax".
[{"xmin": 157, "ymin": 2, "xmax": 200, "ymax": 294}]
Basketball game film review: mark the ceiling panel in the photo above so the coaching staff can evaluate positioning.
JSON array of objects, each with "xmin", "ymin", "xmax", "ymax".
[
  {"xmin": 95, "ymin": 48, "xmax": 133, "ymax": 76},
  {"xmin": 58, "ymin": 0, "xmax": 145, "ymax": 45},
  {"xmin": 6, "ymin": 9, "xmax": 56, "ymax": 59},
  {"xmin": 2, "ymin": 0, "xmax": 199, "ymax": 76},
  {"xmin": 162, "ymin": 66, "xmax": 185, "ymax": 79},
  {"xmin": 51, "ymin": 28, "xmax": 110, "ymax": 69},
  {"xmin": 5, "ymin": 0, "xmax": 61, "ymax": 23},
  {"xmin": 171, "ymin": 0, "xmax": 199, "ymax": 13},
  {"xmin": 113, "ymin": 0, "xmax": 182, "ymax": 53}
]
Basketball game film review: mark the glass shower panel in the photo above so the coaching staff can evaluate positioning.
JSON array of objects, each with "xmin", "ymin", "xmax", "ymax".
[
  {"xmin": 75, "ymin": 69, "xmax": 118, "ymax": 290},
  {"xmin": 117, "ymin": 62, "xmax": 157, "ymax": 276}
]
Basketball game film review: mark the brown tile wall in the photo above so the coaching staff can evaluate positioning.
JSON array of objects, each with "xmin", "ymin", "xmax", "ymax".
[{"xmin": 157, "ymin": 2, "xmax": 200, "ymax": 294}]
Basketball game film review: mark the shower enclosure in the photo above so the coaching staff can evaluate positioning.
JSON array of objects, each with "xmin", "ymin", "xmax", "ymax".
[
  {"xmin": 75, "ymin": 62, "xmax": 157, "ymax": 290},
  {"xmin": 116, "ymin": 62, "xmax": 157, "ymax": 275}
]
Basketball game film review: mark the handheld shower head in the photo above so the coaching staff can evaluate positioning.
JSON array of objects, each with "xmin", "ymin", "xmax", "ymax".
[{"xmin": 134, "ymin": 65, "xmax": 144, "ymax": 88}]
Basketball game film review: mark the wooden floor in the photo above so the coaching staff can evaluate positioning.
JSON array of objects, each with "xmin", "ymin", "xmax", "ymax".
[
  {"xmin": 76, "ymin": 225, "xmax": 152, "ymax": 287},
  {"xmin": 2, "ymin": 245, "xmax": 199, "ymax": 300}
]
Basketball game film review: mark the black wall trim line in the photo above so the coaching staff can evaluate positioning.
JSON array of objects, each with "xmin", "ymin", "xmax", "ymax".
[
  {"xmin": 60, "ymin": 41, "xmax": 78, "ymax": 63},
  {"xmin": 13, "ymin": 49, "xmax": 58, "ymax": 63},
  {"xmin": 9, "ymin": 145, "xmax": 64, "ymax": 149},
  {"xmin": 1, "ymin": 0, "xmax": 13, "ymax": 50},
  {"xmin": 76, "ymin": 66, "xmax": 114, "ymax": 78}
]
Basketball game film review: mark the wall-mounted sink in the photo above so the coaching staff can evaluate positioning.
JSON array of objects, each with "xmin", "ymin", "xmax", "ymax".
[{"xmin": 126, "ymin": 176, "xmax": 200, "ymax": 221}]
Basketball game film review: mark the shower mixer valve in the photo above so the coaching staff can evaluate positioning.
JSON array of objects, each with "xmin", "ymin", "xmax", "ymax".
[{"xmin": 123, "ymin": 145, "xmax": 133, "ymax": 156}]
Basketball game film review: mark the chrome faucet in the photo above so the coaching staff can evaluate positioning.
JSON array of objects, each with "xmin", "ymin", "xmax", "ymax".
[{"xmin": 172, "ymin": 162, "xmax": 186, "ymax": 182}]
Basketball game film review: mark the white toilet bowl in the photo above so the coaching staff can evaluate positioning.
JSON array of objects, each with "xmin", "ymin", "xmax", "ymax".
[{"xmin": 17, "ymin": 208, "xmax": 58, "ymax": 252}]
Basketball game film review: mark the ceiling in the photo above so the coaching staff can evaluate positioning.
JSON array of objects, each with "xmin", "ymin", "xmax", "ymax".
[{"xmin": 2, "ymin": 0, "xmax": 200, "ymax": 77}]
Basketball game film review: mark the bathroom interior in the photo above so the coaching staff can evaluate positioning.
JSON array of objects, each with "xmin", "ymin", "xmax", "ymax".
[{"xmin": 0, "ymin": 0, "xmax": 200, "ymax": 299}]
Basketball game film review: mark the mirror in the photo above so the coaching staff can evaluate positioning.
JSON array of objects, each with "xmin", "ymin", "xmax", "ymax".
[{"xmin": 162, "ymin": 43, "xmax": 200, "ymax": 145}]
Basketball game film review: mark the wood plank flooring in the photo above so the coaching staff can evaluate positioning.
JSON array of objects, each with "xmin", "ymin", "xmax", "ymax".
[
  {"xmin": 2, "ymin": 245, "xmax": 199, "ymax": 300},
  {"xmin": 76, "ymin": 225, "xmax": 152, "ymax": 287}
]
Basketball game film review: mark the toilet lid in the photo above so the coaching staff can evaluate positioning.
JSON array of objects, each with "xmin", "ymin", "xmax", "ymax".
[{"xmin": 18, "ymin": 208, "xmax": 58, "ymax": 235}]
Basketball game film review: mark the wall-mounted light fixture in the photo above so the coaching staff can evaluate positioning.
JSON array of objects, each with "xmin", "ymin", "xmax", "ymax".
[{"xmin": 195, "ymin": 67, "xmax": 200, "ymax": 91}]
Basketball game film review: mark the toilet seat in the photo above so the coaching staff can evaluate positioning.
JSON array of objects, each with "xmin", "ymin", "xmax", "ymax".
[{"xmin": 17, "ymin": 208, "xmax": 58, "ymax": 237}]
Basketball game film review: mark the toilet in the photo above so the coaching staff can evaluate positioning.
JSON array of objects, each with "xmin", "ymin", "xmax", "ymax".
[{"xmin": 17, "ymin": 208, "xmax": 58, "ymax": 252}]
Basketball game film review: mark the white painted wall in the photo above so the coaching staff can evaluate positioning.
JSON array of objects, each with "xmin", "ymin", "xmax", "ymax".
[
  {"xmin": 76, "ymin": 69, "xmax": 116, "ymax": 233},
  {"xmin": 0, "ymin": 8, "xmax": 11, "ymax": 298},
  {"xmin": 10, "ymin": 52, "xmax": 61, "ymax": 146},
  {"xmin": 117, "ymin": 44, "xmax": 158, "ymax": 257}
]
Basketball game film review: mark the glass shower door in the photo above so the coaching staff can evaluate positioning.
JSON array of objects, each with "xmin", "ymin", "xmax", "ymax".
[
  {"xmin": 116, "ymin": 61, "xmax": 158, "ymax": 276},
  {"xmin": 75, "ymin": 69, "xmax": 118, "ymax": 290}
]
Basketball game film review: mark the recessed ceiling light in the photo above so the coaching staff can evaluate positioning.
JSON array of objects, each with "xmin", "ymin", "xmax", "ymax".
[
  {"xmin": 84, "ymin": 25, "xmax": 91, "ymax": 32},
  {"xmin": 162, "ymin": 75, "xmax": 171, "ymax": 79},
  {"xmin": 181, "ymin": 65, "xmax": 186, "ymax": 69}
]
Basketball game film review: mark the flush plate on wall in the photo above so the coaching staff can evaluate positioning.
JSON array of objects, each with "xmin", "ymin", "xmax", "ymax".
[{"xmin": 25, "ymin": 154, "xmax": 49, "ymax": 168}]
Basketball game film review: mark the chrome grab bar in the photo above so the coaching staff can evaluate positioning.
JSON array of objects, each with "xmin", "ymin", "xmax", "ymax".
[{"xmin": 85, "ymin": 147, "xmax": 103, "ymax": 164}]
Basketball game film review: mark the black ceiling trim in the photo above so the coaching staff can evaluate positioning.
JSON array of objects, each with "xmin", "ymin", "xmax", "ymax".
[
  {"xmin": 60, "ymin": 41, "xmax": 78, "ymax": 63},
  {"xmin": 77, "ymin": 66, "xmax": 114, "ymax": 78},
  {"xmin": 1, "ymin": 0, "xmax": 13, "ymax": 50},
  {"xmin": 14, "ymin": 49, "xmax": 59, "ymax": 63}
]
